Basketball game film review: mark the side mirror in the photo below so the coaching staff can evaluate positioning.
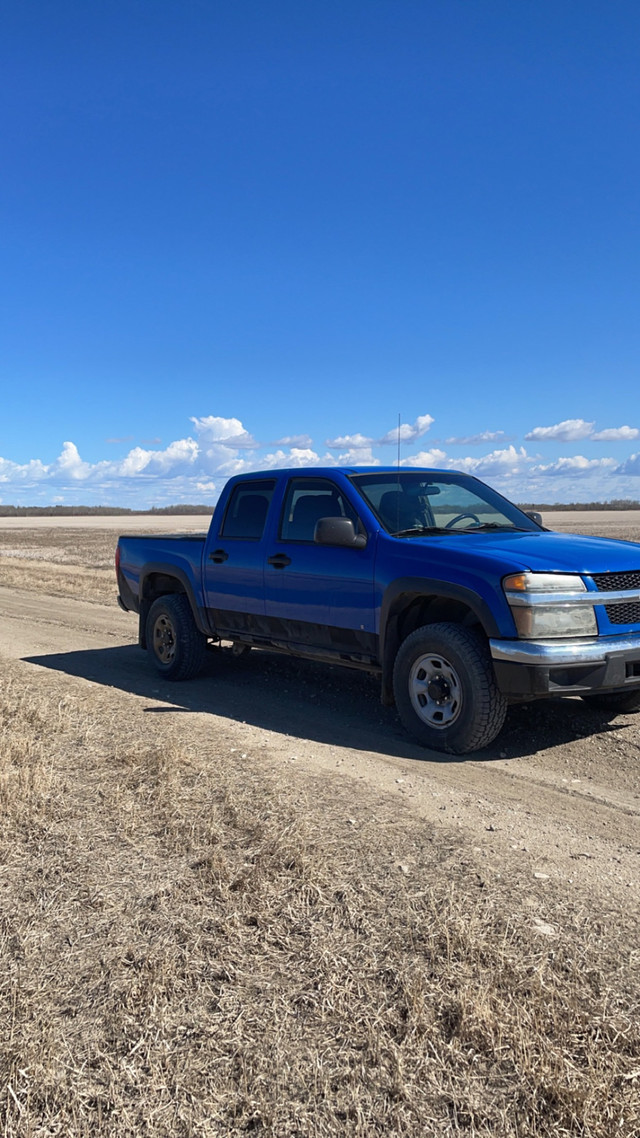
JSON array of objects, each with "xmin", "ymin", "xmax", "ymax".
[
  {"xmin": 526, "ymin": 510, "xmax": 543, "ymax": 527},
  {"xmin": 315, "ymin": 517, "xmax": 367, "ymax": 548}
]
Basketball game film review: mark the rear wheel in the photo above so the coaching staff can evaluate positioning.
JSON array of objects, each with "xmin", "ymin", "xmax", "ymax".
[
  {"xmin": 580, "ymin": 689, "xmax": 640, "ymax": 714},
  {"xmin": 393, "ymin": 623, "xmax": 507, "ymax": 754},
  {"xmin": 146, "ymin": 594, "xmax": 208, "ymax": 680}
]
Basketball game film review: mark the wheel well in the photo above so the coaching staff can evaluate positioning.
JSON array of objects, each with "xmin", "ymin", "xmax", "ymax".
[
  {"xmin": 381, "ymin": 593, "xmax": 485, "ymax": 706},
  {"xmin": 398, "ymin": 596, "xmax": 479, "ymax": 642},
  {"xmin": 139, "ymin": 574, "xmax": 187, "ymax": 648},
  {"xmin": 143, "ymin": 573, "xmax": 186, "ymax": 602}
]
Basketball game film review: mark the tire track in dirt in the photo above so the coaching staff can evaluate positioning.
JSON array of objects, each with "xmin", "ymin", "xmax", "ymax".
[{"xmin": 1, "ymin": 584, "xmax": 638, "ymax": 910}]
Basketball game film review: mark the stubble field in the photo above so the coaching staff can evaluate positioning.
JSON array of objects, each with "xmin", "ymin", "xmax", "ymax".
[{"xmin": 1, "ymin": 512, "xmax": 639, "ymax": 1136}]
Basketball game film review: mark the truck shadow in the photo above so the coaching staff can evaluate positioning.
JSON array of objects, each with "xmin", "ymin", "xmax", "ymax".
[{"xmin": 23, "ymin": 642, "xmax": 625, "ymax": 763}]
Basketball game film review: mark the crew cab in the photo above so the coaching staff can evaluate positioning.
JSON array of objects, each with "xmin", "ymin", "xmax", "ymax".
[{"xmin": 116, "ymin": 467, "xmax": 640, "ymax": 754}]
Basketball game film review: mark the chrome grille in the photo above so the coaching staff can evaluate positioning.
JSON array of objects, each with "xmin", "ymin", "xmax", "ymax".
[{"xmin": 591, "ymin": 570, "xmax": 640, "ymax": 625}]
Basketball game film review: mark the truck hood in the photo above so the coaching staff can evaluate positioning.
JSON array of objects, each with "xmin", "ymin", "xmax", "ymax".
[{"xmin": 408, "ymin": 529, "xmax": 640, "ymax": 575}]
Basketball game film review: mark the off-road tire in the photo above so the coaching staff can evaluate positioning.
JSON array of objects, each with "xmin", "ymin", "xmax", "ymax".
[
  {"xmin": 393, "ymin": 623, "xmax": 507, "ymax": 754},
  {"xmin": 146, "ymin": 594, "xmax": 208, "ymax": 681},
  {"xmin": 580, "ymin": 689, "xmax": 640, "ymax": 714}
]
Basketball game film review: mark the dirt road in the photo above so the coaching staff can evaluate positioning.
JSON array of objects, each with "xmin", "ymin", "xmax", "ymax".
[
  {"xmin": 3, "ymin": 517, "xmax": 640, "ymax": 1136},
  {"xmin": 1, "ymin": 579, "xmax": 638, "ymax": 917}
]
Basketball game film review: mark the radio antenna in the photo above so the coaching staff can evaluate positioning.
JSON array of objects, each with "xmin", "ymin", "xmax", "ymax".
[{"xmin": 395, "ymin": 413, "xmax": 401, "ymax": 533}]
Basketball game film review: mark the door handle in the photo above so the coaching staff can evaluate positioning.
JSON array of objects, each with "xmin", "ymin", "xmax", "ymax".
[
  {"xmin": 267, "ymin": 553, "xmax": 292, "ymax": 568},
  {"xmin": 209, "ymin": 549, "xmax": 229, "ymax": 563}
]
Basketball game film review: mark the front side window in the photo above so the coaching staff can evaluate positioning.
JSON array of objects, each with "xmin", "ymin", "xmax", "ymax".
[
  {"xmin": 350, "ymin": 472, "xmax": 538, "ymax": 535},
  {"xmin": 280, "ymin": 478, "xmax": 359, "ymax": 542},
  {"xmin": 220, "ymin": 480, "xmax": 275, "ymax": 539}
]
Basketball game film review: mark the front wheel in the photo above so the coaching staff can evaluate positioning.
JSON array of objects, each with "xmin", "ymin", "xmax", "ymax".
[
  {"xmin": 393, "ymin": 623, "xmax": 507, "ymax": 754},
  {"xmin": 580, "ymin": 689, "xmax": 640, "ymax": 714},
  {"xmin": 146, "ymin": 594, "xmax": 208, "ymax": 680}
]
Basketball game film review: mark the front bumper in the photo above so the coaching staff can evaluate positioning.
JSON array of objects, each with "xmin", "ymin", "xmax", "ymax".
[{"xmin": 490, "ymin": 634, "xmax": 640, "ymax": 698}]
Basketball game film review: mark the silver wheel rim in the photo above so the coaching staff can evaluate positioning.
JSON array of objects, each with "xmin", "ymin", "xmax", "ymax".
[
  {"xmin": 153, "ymin": 614, "xmax": 176, "ymax": 664},
  {"xmin": 408, "ymin": 651, "xmax": 463, "ymax": 730}
]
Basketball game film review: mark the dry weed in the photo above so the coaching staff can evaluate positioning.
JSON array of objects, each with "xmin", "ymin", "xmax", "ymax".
[
  {"xmin": 0, "ymin": 660, "xmax": 638, "ymax": 1136},
  {"xmin": 0, "ymin": 527, "xmax": 122, "ymax": 603},
  {"xmin": 0, "ymin": 560, "xmax": 115, "ymax": 605}
]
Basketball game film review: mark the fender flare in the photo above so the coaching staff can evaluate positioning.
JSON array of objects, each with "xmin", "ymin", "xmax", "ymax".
[
  {"xmin": 139, "ymin": 563, "xmax": 214, "ymax": 646},
  {"xmin": 379, "ymin": 577, "xmax": 501, "ymax": 704}
]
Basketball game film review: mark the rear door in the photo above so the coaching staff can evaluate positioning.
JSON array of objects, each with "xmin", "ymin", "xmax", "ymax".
[{"xmin": 203, "ymin": 478, "xmax": 275, "ymax": 635}]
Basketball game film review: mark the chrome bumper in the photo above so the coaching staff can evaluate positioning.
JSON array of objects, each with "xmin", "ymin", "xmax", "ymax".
[{"xmin": 490, "ymin": 633, "xmax": 640, "ymax": 666}]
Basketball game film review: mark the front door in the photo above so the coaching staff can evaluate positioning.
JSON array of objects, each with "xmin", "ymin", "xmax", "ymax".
[{"xmin": 264, "ymin": 476, "xmax": 377, "ymax": 657}]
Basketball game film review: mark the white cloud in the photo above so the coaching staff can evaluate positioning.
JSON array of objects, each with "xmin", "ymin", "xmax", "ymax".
[
  {"xmin": 378, "ymin": 414, "xmax": 434, "ymax": 446},
  {"xmin": 616, "ymin": 453, "xmax": 640, "ymax": 476},
  {"xmin": 532, "ymin": 455, "xmax": 617, "ymax": 476},
  {"xmin": 288, "ymin": 447, "xmax": 331, "ymax": 467},
  {"xmin": 256, "ymin": 447, "xmax": 336, "ymax": 470},
  {"xmin": 190, "ymin": 415, "xmax": 258, "ymax": 449},
  {"xmin": 453, "ymin": 445, "xmax": 533, "ymax": 477},
  {"xmin": 525, "ymin": 419, "xmax": 595, "ymax": 442},
  {"xmin": 326, "ymin": 432, "xmax": 374, "ymax": 449},
  {"xmin": 273, "ymin": 434, "xmax": 313, "ymax": 448},
  {"xmin": 0, "ymin": 433, "xmax": 204, "ymax": 499},
  {"xmin": 55, "ymin": 441, "xmax": 92, "ymax": 480},
  {"xmin": 115, "ymin": 438, "xmax": 199, "ymax": 477},
  {"xmin": 3, "ymin": 411, "xmax": 639, "ymax": 508},
  {"xmin": 326, "ymin": 414, "xmax": 434, "ymax": 450},
  {"xmin": 214, "ymin": 456, "xmax": 252, "ymax": 477},
  {"xmin": 0, "ymin": 457, "xmax": 49, "ymax": 483},
  {"xmin": 445, "ymin": 430, "xmax": 510, "ymax": 446},
  {"xmin": 591, "ymin": 425, "xmax": 640, "ymax": 442},
  {"xmin": 337, "ymin": 447, "xmax": 379, "ymax": 466},
  {"xmin": 118, "ymin": 447, "xmax": 153, "ymax": 476},
  {"xmin": 148, "ymin": 438, "xmax": 199, "ymax": 472},
  {"xmin": 400, "ymin": 448, "xmax": 448, "ymax": 468}
]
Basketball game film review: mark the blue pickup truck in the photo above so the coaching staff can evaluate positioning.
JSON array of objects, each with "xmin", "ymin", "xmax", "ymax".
[{"xmin": 116, "ymin": 467, "xmax": 640, "ymax": 754}]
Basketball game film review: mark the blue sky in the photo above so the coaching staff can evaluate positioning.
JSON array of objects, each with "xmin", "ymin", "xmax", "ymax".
[{"xmin": 1, "ymin": 0, "xmax": 639, "ymax": 507}]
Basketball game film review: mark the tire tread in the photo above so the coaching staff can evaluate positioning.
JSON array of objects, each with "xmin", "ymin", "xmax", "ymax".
[
  {"xmin": 393, "ymin": 623, "xmax": 507, "ymax": 754},
  {"xmin": 147, "ymin": 594, "xmax": 208, "ymax": 681}
]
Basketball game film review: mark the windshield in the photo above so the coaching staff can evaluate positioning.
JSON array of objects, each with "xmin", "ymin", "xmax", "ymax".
[{"xmin": 349, "ymin": 471, "xmax": 539, "ymax": 535}]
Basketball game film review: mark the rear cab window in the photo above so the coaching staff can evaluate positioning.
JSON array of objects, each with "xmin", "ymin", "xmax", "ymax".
[{"xmin": 220, "ymin": 480, "xmax": 276, "ymax": 540}]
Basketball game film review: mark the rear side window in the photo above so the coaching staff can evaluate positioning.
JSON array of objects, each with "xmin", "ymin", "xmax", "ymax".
[
  {"xmin": 220, "ymin": 480, "xmax": 275, "ymax": 539},
  {"xmin": 280, "ymin": 478, "xmax": 359, "ymax": 542}
]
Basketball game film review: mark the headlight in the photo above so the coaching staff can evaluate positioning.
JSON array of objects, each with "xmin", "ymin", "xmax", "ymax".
[{"xmin": 503, "ymin": 572, "xmax": 597, "ymax": 639}]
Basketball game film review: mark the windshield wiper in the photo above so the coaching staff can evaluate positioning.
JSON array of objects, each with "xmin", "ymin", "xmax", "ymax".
[
  {"xmin": 391, "ymin": 526, "xmax": 453, "ymax": 537},
  {"xmin": 455, "ymin": 524, "xmax": 531, "ymax": 533},
  {"xmin": 392, "ymin": 523, "xmax": 533, "ymax": 537}
]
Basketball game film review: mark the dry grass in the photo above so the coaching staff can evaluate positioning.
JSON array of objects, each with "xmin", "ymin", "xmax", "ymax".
[
  {"xmin": 547, "ymin": 519, "xmax": 640, "ymax": 544},
  {"xmin": 0, "ymin": 528, "xmax": 118, "ymax": 569},
  {"xmin": 0, "ymin": 528, "xmax": 119, "ymax": 604},
  {"xmin": 0, "ymin": 558, "xmax": 116, "ymax": 604},
  {"xmin": 1, "ymin": 515, "xmax": 639, "ymax": 607},
  {"xmin": 1, "ymin": 661, "xmax": 639, "ymax": 1136}
]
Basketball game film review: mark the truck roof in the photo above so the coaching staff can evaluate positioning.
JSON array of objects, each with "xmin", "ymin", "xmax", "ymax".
[{"xmin": 231, "ymin": 465, "xmax": 454, "ymax": 480}]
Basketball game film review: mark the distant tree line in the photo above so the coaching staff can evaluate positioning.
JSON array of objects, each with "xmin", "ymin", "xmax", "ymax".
[
  {"xmin": 517, "ymin": 499, "xmax": 640, "ymax": 512},
  {"xmin": 146, "ymin": 505, "xmax": 213, "ymax": 515},
  {"xmin": 1, "ymin": 499, "xmax": 639, "ymax": 518},
  {"xmin": 0, "ymin": 504, "xmax": 213, "ymax": 517}
]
